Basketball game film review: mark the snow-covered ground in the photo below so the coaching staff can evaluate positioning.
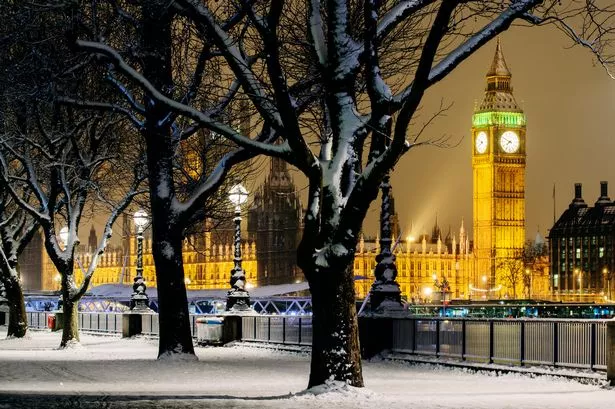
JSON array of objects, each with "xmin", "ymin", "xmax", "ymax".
[{"xmin": 0, "ymin": 329, "xmax": 613, "ymax": 408}]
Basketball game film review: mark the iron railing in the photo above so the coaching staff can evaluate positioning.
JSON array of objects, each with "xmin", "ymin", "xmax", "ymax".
[
  {"xmin": 14, "ymin": 312, "xmax": 611, "ymax": 373},
  {"xmin": 241, "ymin": 315, "xmax": 312, "ymax": 345},
  {"xmin": 391, "ymin": 318, "xmax": 608, "ymax": 371},
  {"xmin": 78, "ymin": 312, "xmax": 123, "ymax": 334}
]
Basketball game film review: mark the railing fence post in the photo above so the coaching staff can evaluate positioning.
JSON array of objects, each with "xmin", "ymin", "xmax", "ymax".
[
  {"xmin": 412, "ymin": 319, "xmax": 417, "ymax": 354},
  {"xmin": 607, "ymin": 321, "xmax": 615, "ymax": 385},
  {"xmin": 553, "ymin": 321, "xmax": 559, "ymax": 367},
  {"xmin": 520, "ymin": 321, "xmax": 525, "ymax": 367},
  {"xmin": 590, "ymin": 322, "xmax": 597, "ymax": 371},
  {"xmin": 298, "ymin": 317, "xmax": 302, "ymax": 345},
  {"xmin": 435, "ymin": 320, "xmax": 440, "ymax": 357},
  {"xmin": 461, "ymin": 319, "xmax": 466, "ymax": 361},
  {"xmin": 282, "ymin": 316, "xmax": 286, "ymax": 344},
  {"xmin": 489, "ymin": 320, "xmax": 494, "ymax": 364},
  {"xmin": 268, "ymin": 316, "xmax": 271, "ymax": 341}
]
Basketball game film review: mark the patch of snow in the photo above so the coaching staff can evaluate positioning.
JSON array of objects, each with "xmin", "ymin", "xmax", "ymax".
[
  {"xmin": 0, "ymin": 329, "xmax": 614, "ymax": 408},
  {"xmin": 314, "ymin": 248, "xmax": 329, "ymax": 268},
  {"xmin": 160, "ymin": 241, "xmax": 175, "ymax": 259}
]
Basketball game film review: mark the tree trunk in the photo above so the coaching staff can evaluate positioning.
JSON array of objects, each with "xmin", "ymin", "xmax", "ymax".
[
  {"xmin": 4, "ymin": 276, "xmax": 27, "ymax": 338},
  {"xmin": 308, "ymin": 263, "xmax": 363, "ymax": 388},
  {"xmin": 139, "ymin": 0, "xmax": 195, "ymax": 360},
  {"xmin": 152, "ymin": 230, "xmax": 195, "ymax": 359},
  {"xmin": 59, "ymin": 298, "xmax": 79, "ymax": 348}
]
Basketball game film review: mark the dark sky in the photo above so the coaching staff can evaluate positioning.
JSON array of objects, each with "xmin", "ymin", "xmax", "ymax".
[{"xmin": 356, "ymin": 24, "xmax": 615, "ymax": 241}]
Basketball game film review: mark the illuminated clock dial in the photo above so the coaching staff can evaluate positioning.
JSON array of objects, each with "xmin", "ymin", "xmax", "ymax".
[
  {"xmin": 500, "ymin": 131, "xmax": 520, "ymax": 153},
  {"xmin": 475, "ymin": 131, "xmax": 488, "ymax": 154}
]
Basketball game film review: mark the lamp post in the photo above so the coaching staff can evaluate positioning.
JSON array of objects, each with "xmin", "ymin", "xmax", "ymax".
[
  {"xmin": 433, "ymin": 273, "xmax": 450, "ymax": 316},
  {"xmin": 130, "ymin": 209, "xmax": 150, "ymax": 310},
  {"xmin": 370, "ymin": 173, "xmax": 402, "ymax": 312},
  {"xmin": 226, "ymin": 184, "xmax": 251, "ymax": 311},
  {"xmin": 59, "ymin": 227, "xmax": 69, "ymax": 249},
  {"xmin": 56, "ymin": 227, "xmax": 70, "ymax": 311}
]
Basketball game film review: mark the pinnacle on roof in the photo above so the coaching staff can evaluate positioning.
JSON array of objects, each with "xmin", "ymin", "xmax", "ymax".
[{"xmin": 486, "ymin": 38, "xmax": 511, "ymax": 78}]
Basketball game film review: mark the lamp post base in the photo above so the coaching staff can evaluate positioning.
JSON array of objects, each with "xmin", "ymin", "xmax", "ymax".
[
  {"xmin": 370, "ymin": 282, "xmax": 404, "ymax": 314},
  {"xmin": 226, "ymin": 289, "xmax": 251, "ymax": 312},
  {"xmin": 130, "ymin": 294, "xmax": 152, "ymax": 312}
]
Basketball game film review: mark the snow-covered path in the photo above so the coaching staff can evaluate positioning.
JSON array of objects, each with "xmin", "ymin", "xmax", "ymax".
[{"xmin": 0, "ymin": 329, "xmax": 613, "ymax": 408}]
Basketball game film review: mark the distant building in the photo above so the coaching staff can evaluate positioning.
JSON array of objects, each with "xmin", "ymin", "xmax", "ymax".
[
  {"xmin": 17, "ymin": 230, "xmax": 43, "ymax": 291},
  {"xmin": 354, "ymin": 220, "xmax": 473, "ymax": 301},
  {"xmin": 549, "ymin": 182, "xmax": 615, "ymax": 302},
  {"xmin": 248, "ymin": 157, "xmax": 303, "ymax": 286}
]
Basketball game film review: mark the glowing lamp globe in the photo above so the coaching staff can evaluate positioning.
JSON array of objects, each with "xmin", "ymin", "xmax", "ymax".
[
  {"xmin": 229, "ymin": 184, "xmax": 248, "ymax": 207},
  {"xmin": 59, "ymin": 227, "xmax": 69, "ymax": 246},
  {"xmin": 133, "ymin": 209, "xmax": 149, "ymax": 229}
]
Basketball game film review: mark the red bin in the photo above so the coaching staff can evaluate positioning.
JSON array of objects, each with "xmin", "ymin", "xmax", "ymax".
[{"xmin": 47, "ymin": 314, "xmax": 56, "ymax": 330}]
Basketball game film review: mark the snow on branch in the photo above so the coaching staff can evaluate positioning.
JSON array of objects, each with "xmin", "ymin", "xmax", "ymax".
[
  {"xmin": 393, "ymin": 0, "xmax": 542, "ymax": 107},
  {"xmin": 174, "ymin": 0, "xmax": 284, "ymax": 129},
  {"xmin": 377, "ymin": 0, "xmax": 436, "ymax": 42},
  {"xmin": 75, "ymin": 40, "xmax": 288, "ymax": 157},
  {"xmin": 71, "ymin": 165, "xmax": 145, "ymax": 302},
  {"xmin": 57, "ymin": 97, "xmax": 144, "ymax": 130}
]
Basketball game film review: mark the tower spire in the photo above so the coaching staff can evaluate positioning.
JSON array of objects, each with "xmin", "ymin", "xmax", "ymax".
[
  {"xmin": 477, "ymin": 38, "xmax": 520, "ymax": 113},
  {"xmin": 487, "ymin": 37, "xmax": 512, "ymax": 78}
]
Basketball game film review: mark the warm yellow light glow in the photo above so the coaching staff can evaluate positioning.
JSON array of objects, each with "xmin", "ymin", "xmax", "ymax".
[
  {"xmin": 184, "ymin": 277, "xmax": 191, "ymax": 285},
  {"xmin": 246, "ymin": 283, "xmax": 255, "ymax": 289},
  {"xmin": 423, "ymin": 287, "xmax": 433, "ymax": 296},
  {"xmin": 482, "ymin": 275, "xmax": 487, "ymax": 283},
  {"xmin": 407, "ymin": 235, "xmax": 416, "ymax": 243}
]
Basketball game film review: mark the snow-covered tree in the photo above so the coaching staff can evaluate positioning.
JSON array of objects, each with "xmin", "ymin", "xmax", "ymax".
[
  {"xmin": 51, "ymin": 0, "xmax": 278, "ymax": 359},
  {"xmin": 0, "ymin": 2, "xmax": 146, "ymax": 347},
  {"xmin": 53, "ymin": 0, "xmax": 615, "ymax": 385},
  {"xmin": 0, "ymin": 106, "xmax": 145, "ymax": 347},
  {"xmin": 0, "ymin": 185, "xmax": 39, "ymax": 338}
]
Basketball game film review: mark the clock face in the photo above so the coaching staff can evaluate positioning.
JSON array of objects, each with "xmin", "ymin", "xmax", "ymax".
[
  {"xmin": 475, "ymin": 131, "xmax": 488, "ymax": 154},
  {"xmin": 500, "ymin": 131, "xmax": 520, "ymax": 153}
]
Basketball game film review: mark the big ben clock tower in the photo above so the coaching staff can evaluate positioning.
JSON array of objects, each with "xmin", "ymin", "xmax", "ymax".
[{"xmin": 472, "ymin": 39, "xmax": 526, "ymax": 297}]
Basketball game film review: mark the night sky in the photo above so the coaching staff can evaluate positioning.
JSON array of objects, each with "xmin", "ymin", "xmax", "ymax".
[
  {"xmin": 96, "ymin": 23, "xmax": 615, "ymax": 245},
  {"xmin": 360, "ymin": 23, "xmax": 615, "ymax": 241}
]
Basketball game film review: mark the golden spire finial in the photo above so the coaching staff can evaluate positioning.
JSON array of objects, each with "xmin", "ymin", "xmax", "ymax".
[{"xmin": 487, "ymin": 37, "xmax": 511, "ymax": 77}]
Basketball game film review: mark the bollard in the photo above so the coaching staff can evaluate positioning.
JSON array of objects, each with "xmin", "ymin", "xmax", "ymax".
[{"xmin": 607, "ymin": 321, "xmax": 615, "ymax": 386}]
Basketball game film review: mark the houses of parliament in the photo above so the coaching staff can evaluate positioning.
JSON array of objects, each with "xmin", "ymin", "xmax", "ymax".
[{"xmin": 19, "ymin": 41, "xmax": 551, "ymax": 301}]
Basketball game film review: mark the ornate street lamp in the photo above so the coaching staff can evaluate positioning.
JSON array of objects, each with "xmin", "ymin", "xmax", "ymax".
[
  {"xmin": 59, "ymin": 227, "xmax": 69, "ymax": 249},
  {"xmin": 433, "ymin": 273, "xmax": 450, "ymax": 316},
  {"xmin": 56, "ymin": 226, "xmax": 72, "ymax": 311},
  {"xmin": 226, "ymin": 184, "xmax": 251, "ymax": 311},
  {"xmin": 370, "ymin": 173, "xmax": 402, "ymax": 312},
  {"xmin": 130, "ymin": 209, "xmax": 150, "ymax": 310}
]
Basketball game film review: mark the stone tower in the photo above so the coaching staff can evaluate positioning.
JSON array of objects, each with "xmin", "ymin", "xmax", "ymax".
[
  {"xmin": 472, "ymin": 39, "xmax": 526, "ymax": 295},
  {"xmin": 248, "ymin": 157, "xmax": 303, "ymax": 285}
]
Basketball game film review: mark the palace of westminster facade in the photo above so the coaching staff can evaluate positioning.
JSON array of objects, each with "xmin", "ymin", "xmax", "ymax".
[{"xmin": 22, "ymin": 42, "xmax": 562, "ymax": 302}]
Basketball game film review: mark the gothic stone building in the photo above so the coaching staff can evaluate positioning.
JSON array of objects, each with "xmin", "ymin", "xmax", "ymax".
[{"xmin": 247, "ymin": 157, "xmax": 303, "ymax": 286}]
